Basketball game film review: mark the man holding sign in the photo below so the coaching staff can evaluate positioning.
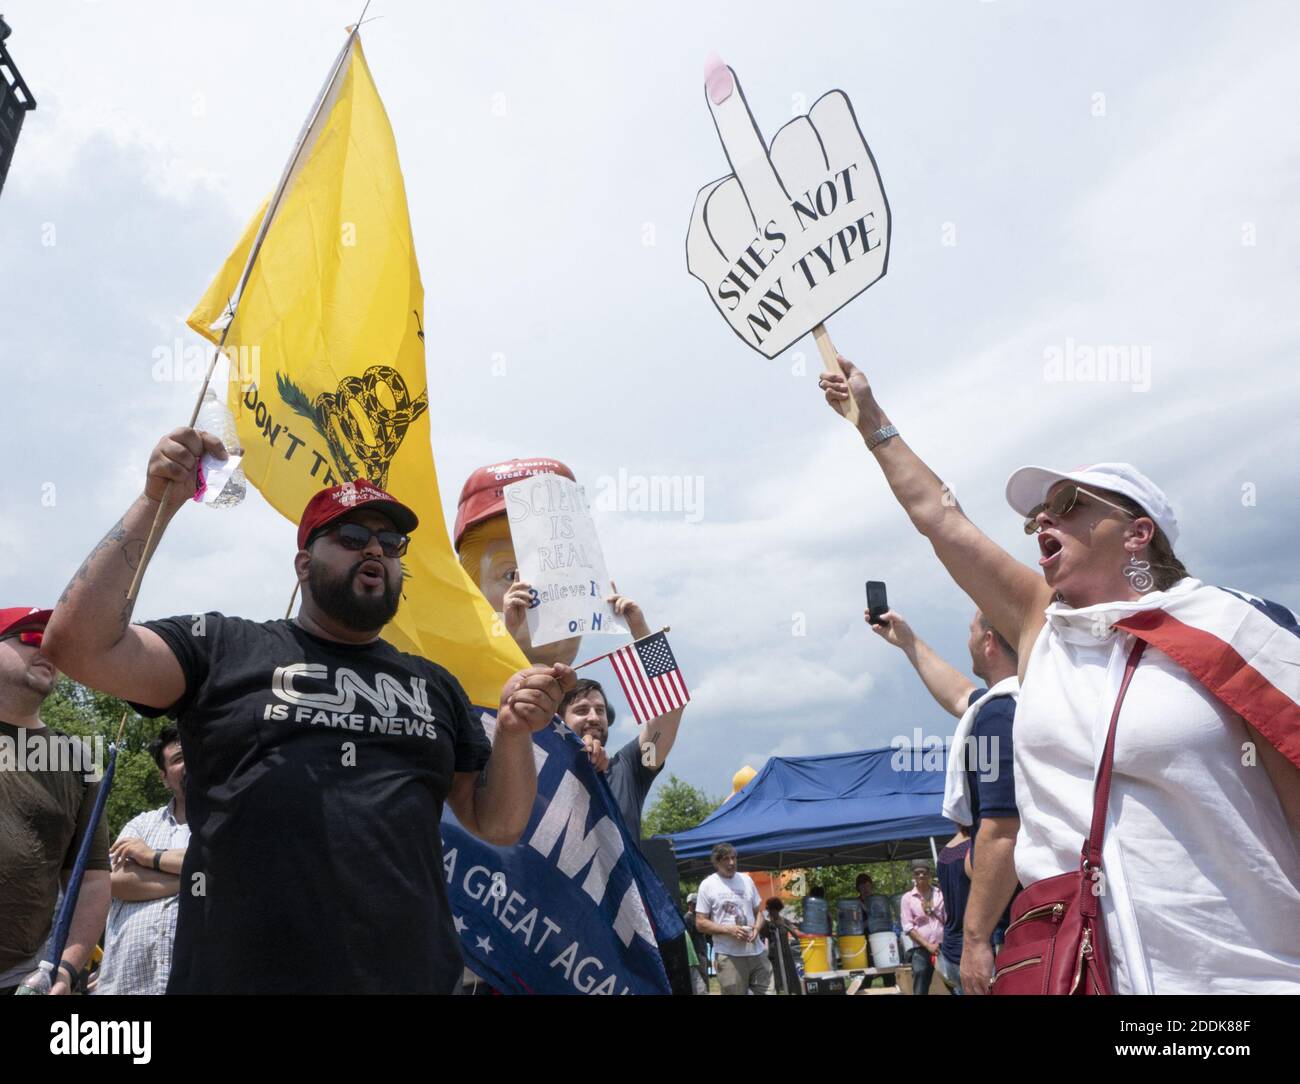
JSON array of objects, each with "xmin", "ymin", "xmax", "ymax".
[{"xmin": 454, "ymin": 459, "xmax": 688, "ymax": 839}]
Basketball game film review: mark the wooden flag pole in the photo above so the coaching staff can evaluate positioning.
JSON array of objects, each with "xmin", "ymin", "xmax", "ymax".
[
  {"xmin": 573, "ymin": 626, "xmax": 671, "ymax": 671},
  {"xmin": 123, "ymin": 19, "xmax": 367, "ymax": 604},
  {"xmin": 813, "ymin": 323, "xmax": 860, "ymax": 428},
  {"xmin": 285, "ymin": 581, "xmax": 300, "ymax": 619},
  {"xmin": 125, "ymin": 339, "xmax": 228, "ymax": 602}
]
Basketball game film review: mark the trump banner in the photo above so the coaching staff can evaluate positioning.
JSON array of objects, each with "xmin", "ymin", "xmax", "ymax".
[{"xmin": 443, "ymin": 710, "xmax": 685, "ymax": 994}]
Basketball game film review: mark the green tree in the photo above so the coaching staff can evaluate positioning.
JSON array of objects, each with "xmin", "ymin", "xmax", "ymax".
[
  {"xmin": 40, "ymin": 678, "xmax": 171, "ymax": 840},
  {"xmin": 641, "ymin": 774, "xmax": 724, "ymax": 902},
  {"xmin": 641, "ymin": 774, "xmax": 722, "ymax": 840},
  {"xmin": 799, "ymin": 861, "xmax": 914, "ymax": 914}
]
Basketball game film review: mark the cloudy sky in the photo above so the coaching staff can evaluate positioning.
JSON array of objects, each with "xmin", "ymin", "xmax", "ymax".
[{"xmin": 3, "ymin": 1, "xmax": 1298, "ymax": 807}]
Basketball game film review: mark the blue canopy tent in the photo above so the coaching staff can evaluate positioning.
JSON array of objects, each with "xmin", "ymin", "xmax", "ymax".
[{"xmin": 660, "ymin": 746, "xmax": 954, "ymax": 878}]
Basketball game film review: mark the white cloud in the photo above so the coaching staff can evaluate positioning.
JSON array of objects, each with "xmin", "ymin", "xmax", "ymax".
[{"xmin": 3, "ymin": 2, "xmax": 1298, "ymax": 803}]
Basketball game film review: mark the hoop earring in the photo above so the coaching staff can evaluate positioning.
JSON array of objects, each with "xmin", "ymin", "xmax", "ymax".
[{"xmin": 1123, "ymin": 554, "xmax": 1154, "ymax": 592}]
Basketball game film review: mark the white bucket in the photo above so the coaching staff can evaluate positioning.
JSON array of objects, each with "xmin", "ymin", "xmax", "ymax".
[{"xmin": 868, "ymin": 930, "xmax": 900, "ymax": 969}]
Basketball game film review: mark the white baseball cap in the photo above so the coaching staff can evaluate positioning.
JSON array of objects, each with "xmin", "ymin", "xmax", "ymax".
[{"xmin": 1005, "ymin": 462, "xmax": 1179, "ymax": 546}]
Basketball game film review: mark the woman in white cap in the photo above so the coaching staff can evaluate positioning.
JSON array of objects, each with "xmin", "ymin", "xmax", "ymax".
[{"xmin": 819, "ymin": 356, "xmax": 1300, "ymax": 995}]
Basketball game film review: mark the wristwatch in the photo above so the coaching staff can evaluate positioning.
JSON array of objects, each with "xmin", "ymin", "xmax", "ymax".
[
  {"xmin": 152, "ymin": 849, "xmax": 164, "ymax": 872},
  {"xmin": 866, "ymin": 424, "xmax": 899, "ymax": 451}
]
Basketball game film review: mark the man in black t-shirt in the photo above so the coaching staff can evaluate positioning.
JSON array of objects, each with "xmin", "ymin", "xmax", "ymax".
[{"xmin": 44, "ymin": 427, "xmax": 574, "ymax": 994}]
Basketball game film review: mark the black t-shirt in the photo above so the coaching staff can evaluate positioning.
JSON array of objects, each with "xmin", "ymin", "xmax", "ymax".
[
  {"xmin": 964, "ymin": 688, "xmax": 1018, "ymax": 938},
  {"xmin": 133, "ymin": 614, "xmax": 491, "ymax": 994},
  {"xmin": 963, "ymin": 688, "xmax": 1018, "ymax": 844}
]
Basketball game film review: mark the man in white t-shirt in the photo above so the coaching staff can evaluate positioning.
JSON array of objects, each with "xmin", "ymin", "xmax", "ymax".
[{"xmin": 694, "ymin": 843, "xmax": 773, "ymax": 995}]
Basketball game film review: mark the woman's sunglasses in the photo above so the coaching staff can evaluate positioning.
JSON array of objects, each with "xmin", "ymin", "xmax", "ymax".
[
  {"xmin": 314, "ymin": 522, "xmax": 409, "ymax": 558},
  {"xmin": 1023, "ymin": 484, "xmax": 1136, "ymax": 535}
]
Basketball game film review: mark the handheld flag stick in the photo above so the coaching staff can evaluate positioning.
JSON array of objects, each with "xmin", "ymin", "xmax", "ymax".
[
  {"xmin": 813, "ymin": 324, "xmax": 860, "ymax": 427},
  {"xmin": 126, "ymin": 339, "xmax": 227, "ymax": 601},
  {"xmin": 286, "ymin": 581, "xmax": 300, "ymax": 619},
  {"xmin": 573, "ymin": 627, "xmax": 671, "ymax": 671},
  {"xmin": 125, "ymin": 16, "xmax": 369, "ymax": 603},
  {"xmin": 16, "ymin": 712, "xmax": 130, "ymax": 995}
]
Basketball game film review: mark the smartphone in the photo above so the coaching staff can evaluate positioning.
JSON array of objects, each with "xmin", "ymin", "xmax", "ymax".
[{"xmin": 866, "ymin": 581, "xmax": 889, "ymax": 626}]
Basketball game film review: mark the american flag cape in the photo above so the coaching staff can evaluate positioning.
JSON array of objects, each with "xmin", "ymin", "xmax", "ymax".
[
  {"xmin": 1115, "ymin": 585, "xmax": 1300, "ymax": 770},
  {"xmin": 608, "ymin": 631, "xmax": 690, "ymax": 726}
]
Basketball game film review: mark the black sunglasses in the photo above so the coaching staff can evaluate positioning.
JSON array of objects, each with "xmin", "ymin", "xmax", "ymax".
[{"xmin": 314, "ymin": 522, "xmax": 409, "ymax": 558}]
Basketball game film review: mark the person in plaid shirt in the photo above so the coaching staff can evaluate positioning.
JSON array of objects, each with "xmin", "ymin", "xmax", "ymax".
[{"xmin": 95, "ymin": 726, "xmax": 189, "ymax": 995}]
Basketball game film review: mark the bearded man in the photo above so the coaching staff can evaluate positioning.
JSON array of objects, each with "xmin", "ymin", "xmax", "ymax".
[{"xmin": 43, "ymin": 427, "xmax": 573, "ymax": 994}]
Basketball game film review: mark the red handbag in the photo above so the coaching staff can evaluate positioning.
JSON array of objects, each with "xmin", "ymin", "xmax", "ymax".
[{"xmin": 991, "ymin": 639, "xmax": 1146, "ymax": 995}]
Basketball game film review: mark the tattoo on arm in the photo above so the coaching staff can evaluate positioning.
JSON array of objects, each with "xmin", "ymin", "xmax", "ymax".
[
  {"xmin": 58, "ymin": 518, "xmax": 133, "ymax": 603},
  {"xmin": 56, "ymin": 518, "xmax": 144, "ymax": 629}
]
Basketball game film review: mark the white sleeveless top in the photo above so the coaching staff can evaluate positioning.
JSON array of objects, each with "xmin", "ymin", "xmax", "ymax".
[{"xmin": 1014, "ymin": 578, "xmax": 1300, "ymax": 993}]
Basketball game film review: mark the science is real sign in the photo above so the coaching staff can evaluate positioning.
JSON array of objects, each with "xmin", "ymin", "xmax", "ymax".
[
  {"xmin": 504, "ymin": 474, "xmax": 628, "ymax": 647},
  {"xmin": 686, "ymin": 58, "xmax": 890, "ymax": 358}
]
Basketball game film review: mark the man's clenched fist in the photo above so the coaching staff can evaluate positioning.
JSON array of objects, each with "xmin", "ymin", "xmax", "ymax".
[{"xmin": 497, "ymin": 664, "xmax": 576, "ymax": 736}]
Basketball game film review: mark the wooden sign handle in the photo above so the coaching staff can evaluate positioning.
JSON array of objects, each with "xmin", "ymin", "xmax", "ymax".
[{"xmin": 813, "ymin": 324, "xmax": 859, "ymax": 427}]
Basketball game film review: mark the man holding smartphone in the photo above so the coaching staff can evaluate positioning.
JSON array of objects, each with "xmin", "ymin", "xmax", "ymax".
[{"xmin": 866, "ymin": 604, "xmax": 1021, "ymax": 995}]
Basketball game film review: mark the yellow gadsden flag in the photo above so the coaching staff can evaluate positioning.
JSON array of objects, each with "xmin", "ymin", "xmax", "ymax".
[{"xmin": 187, "ymin": 35, "xmax": 526, "ymax": 707}]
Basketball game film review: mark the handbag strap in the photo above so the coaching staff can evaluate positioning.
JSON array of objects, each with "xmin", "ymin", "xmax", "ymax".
[{"xmin": 1081, "ymin": 637, "xmax": 1147, "ymax": 890}]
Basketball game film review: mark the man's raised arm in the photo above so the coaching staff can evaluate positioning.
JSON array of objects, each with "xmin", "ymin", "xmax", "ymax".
[
  {"xmin": 867, "ymin": 609, "xmax": 975, "ymax": 718},
  {"xmin": 820, "ymin": 357, "xmax": 1052, "ymax": 658},
  {"xmin": 42, "ymin": 428, "xmax": 225, "ymax": 708}
]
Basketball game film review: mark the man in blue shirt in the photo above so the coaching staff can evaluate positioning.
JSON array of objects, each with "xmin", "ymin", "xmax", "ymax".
[{"xmin": 867, "ymin": 606, "xmax": 1020, "ymax": 996}]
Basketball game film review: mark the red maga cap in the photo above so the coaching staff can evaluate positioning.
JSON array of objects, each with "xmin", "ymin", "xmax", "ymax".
[
  {"xmin": 0, "ymin": 607, "xmax": 52, "ymax": 639},
  {"xmin": 297, "ymin": 481, "xmax": 419, "ymax": 551},
  {"xmin": 453, "ymin": 458, "xmax": 575, "ymax": 550}
]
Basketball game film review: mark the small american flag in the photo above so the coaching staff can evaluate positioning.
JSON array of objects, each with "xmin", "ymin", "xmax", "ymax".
[{"xmin": 608, "ymin": 631, "xmax": 690, "ymax": 725}]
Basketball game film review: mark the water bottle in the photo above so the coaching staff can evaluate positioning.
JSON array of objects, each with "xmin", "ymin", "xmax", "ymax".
[
  {"xmin": 15, "ymin": 960, "xmax": 53, "ymax": 995},
  {"xmin": 195, "ymin": 386, "xmax": 246, "ymax": 507}
]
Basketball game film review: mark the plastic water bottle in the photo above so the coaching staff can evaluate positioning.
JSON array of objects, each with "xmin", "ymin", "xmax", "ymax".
[
  {"xmin": 195, "ymin": 386, "xmax": 246, "ymax": 507},
  {"xmin": 15, "ymin": 960, "xmax": 53, "ymax": 995}
]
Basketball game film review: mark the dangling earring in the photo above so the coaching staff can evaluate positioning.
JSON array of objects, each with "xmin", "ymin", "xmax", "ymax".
[{"xmin": 1123, "ymin": 553, "xmax": 1154, "ymax": 591}]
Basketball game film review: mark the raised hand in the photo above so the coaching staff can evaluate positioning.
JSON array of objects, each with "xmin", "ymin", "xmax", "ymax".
[
  {"xmin": 606, "ymin": 580, "xmax": 650, "ymax": 639},
  {"xmin": 867, "ymin": 608, "xmax": 915, "ymax": 650},
  {"xmin": 146, "ymin": 427, "xmax": 227, "ymax": 513},
  {"xmin": 503, "ymin": 578, "xmax": 538, "ymax": 638},
  {"xmin": 497, "ymin": 663, "xmax": 577, "ymax": 736},
  {"xmin": 818, "ymin": 355, "xmax": 881, "ymax": 435}
]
